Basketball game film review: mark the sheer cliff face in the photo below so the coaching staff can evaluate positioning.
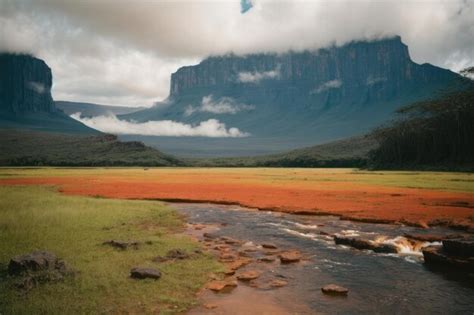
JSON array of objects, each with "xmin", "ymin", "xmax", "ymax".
[
  {"xmin": 0, "ymin": 53, "xmax": 55, "ymax": 113},
  {"xmin": 169, "ymin": 37, "xmax": 453, "ymax": 98}
]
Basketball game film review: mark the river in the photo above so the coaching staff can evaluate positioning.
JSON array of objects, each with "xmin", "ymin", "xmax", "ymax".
[{"xmin": 174, "ymin": 203, "xmax": 474, "ymax": 314}]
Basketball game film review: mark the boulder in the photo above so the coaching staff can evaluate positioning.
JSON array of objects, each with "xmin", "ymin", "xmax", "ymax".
[
  {"xmin": 334, "ymin": 236, "xmax": 398, "ymax": 253},
  {"xmin": 321, "ymin": 284, "xmax": 349, "ymax": 296},
  {"xmin": 9, "ymin": 251, "xmax": 59, "ymax": 275},
  {"xmin": 237, "ymin": 270, "xmax": 261, "ymax": 281},
  {"xmin": 130, "ymin": 267, "xmax": 162, "ymax": 280},
  {"xmin": 279, "ymin": 250, "xmax": 302, "ymax": 263},
  {"xmin": 261, "ymin": 243, "xmax": 277, "ymax": 249},
  {"xmin": 259, "ymin": 256, "xmax": 276, "ymax": 263},
  {"xmin": 422, "ymin": 245, "xmax": 474, "ymax": 271},
  {"xmin": 442, "ymin": 238, "xmax": 474, "ymax": 257}
]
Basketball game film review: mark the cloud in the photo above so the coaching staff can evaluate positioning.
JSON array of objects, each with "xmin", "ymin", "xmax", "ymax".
[
  {"xmin": 366, "ymin": 76, "xmax": 387, "ymax": 86},
  {"xmin": 28, "ymin": 82, "xmax": 46, "ymax": 94},
  {"xmin": 70, "ymin": 113, "xmax": 249, "ymax": 137},
  {"xmin": 1, "ymin": 0, "xmax": 473, "ymax": 106},
  {"xmin": 238, "ymin": 68, "xmax": 280, "ymax": 83},
  {"xmin": 313, "ymin": 80, "xmax": 342, "ymax": 94},
  {"xmin": 185, "ymin": 95, "xmax": 254, "ymax": 116}
]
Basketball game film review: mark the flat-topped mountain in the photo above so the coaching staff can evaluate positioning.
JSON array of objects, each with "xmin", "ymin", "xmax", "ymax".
[
  {"xmin": 121, "ymin": 37, "xmax": 461, "ymax": 157},
  {"xmin": 0, "ymin": 53, "xmax": 98, "ymax": 134}
]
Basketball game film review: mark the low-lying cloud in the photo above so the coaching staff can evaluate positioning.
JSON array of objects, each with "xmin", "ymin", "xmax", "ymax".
[
  {"xmin": 313, "ymin": 80, "xmax": 342, "ymax": 94},
  {"xmin": 238, "ymin": 68, "xmax": 280, "ymax": 83},
  {"xmin": 185, "ymin": 95, "xmax": 254, "ymax": 116},
  {"xmin": 71, "ymin": 113, "xmax": 249, "ymax": 137}
]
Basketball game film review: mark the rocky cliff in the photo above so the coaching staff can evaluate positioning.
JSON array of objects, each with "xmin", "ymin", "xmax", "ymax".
[
  {"xmin": 121, "ymin": 37, "xmax": 463, "ymax": 157},
  {"xmin": 169, "ymin": 36, "xmax": 454, "ymax": 99},
  {"xmin": 0, "ymin": 53, "xmax": 56, "ymax": 113},
  {"xmin": 0, "ymin": 53, "xmax": 98, "ymax": 134}
]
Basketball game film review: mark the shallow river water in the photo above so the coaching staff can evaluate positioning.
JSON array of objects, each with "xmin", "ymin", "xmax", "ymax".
[{"xmin": 174, "ymin": 203, "xmax": 474, "ymax": 314}]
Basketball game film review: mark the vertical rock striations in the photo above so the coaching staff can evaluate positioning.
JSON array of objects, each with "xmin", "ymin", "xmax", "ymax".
[
  {"xmin": 0, "ymin": 53, "xmax": 56, "ymax": 113},
  {"xmin": 169, "ymin": 36, "xmax": 456, "ymax": 100}
]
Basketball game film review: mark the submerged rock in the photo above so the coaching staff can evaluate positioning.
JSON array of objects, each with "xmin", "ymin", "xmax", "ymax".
[
  {"xmin": 321, "ymin": 284, "xmax": 349, "ymax": 296},
  {"xmin": 269, "ymin": 279, "xmax": 288, "ymax": 288},
  {"xmin": 130, "ymin": 267, "xmax": 162, "ymax": 280}
]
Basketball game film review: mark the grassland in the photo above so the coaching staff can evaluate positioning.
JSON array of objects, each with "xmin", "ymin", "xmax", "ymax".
[
  {"xmin": 1, "ymin": 168, "xmax": 473, "ymax": 231},
  {"xmin": 0, "ymin": 185, "xmax": 221, "ymax": 314},
  {"xmin": 1, "ymin": 167, "xmax": 472, "ymax": 192}
]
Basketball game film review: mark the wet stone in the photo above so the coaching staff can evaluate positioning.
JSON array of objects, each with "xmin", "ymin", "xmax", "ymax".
[
  {"xmin": 270, "ymin": 279, "xmax": 288, "ymax": 288},
  {"xmin": 207, "ymin": 280, "xmax": 238, "ymax": 293},
  {"xmin": 279, "ymin": 250, "xmax": 302, "ymax": 263},
  {"xmin": 321, "ymin": 284, "xmax": 349, "ymax": 296},
  {"xmin": 237, "ymin": 270, "xmax": 261, "ymax": 281}
]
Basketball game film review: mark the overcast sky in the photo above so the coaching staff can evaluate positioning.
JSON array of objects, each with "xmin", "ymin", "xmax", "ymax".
[{"xmin": 1, "ymin": 0, "xmax": 473, "ymax": 108}]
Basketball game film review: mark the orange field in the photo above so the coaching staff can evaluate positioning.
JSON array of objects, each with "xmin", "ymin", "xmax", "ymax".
[{"xmin": 1, "ymin": 168, "xmax": 473, "ymax": 230}]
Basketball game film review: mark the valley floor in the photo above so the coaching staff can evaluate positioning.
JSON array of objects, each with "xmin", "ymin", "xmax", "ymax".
[{"xmin": 1, "ymin": 168, "xmax": 473, "ymax": 231}]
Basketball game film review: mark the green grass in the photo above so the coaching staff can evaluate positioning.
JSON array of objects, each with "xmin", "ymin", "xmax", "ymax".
[{"xmin": 0, "ymin": 185, "xmax": 221, "ymax": 314}]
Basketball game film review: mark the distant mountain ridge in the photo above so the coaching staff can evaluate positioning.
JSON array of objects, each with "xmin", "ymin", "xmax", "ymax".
[
  {"xmin": 0, "ymin": 53, "xmax": 98, "ymax": 134},
  {"xmin": 120, "ymin": 36, "xmax": 461, "ymax": 156}
]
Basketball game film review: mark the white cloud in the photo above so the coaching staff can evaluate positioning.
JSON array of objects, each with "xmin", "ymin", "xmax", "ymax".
[
  {"xmin": 366, "ymin": 76, "xmax": 387, "ymax": 86},
  {"xmin": 313, "ymin": 80, "xmax": 342, "ymax": 94},
  {"xmin": 28, "ymin": 82, "xmax": 46, "ymax": 94},
  {"xmin": 238, "ymin": 68, "xmax": 280, "ymax": 83},
  {"xmin": 185, "ymin": 95, "xmax": 254, "ymax": 116},
  {"xmin": 1, "ymin": 0, "xmax": 473, "ymax": 106},
  {"xmin": 70, "ymin": 113, "xmax": 249, "ymax": 137}
]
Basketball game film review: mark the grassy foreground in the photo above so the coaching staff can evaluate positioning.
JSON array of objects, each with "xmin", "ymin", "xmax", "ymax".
[{"xmin": 0, "ymin": 185, "xmax": 221, "ymax": 314}]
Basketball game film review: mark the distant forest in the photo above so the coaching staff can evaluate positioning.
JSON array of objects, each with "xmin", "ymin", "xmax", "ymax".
[{"xmin": 368, "ymin": 84, "xmax": 474, "ymax": 171}]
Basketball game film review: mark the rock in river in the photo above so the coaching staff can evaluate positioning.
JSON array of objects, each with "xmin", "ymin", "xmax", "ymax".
[
  {"xmin": 279, "ymin": 250, "xmax": 302, "ymax": 263},
  {"xmin": 130, "ymin": 267, "xmax": 162, "ymax": 280},
  {"xmin": 422, "ymin": 245, "xmax": 474, "ymax": 271},
  {"xmin": 334, "ymin": 236, "xmax": 398, "ymax": 253},
  {"xmin": 207, "ymin": 280, "xmax": 238, "ymax": 292},
  {"xmin": 237, "ymin": 270, "xmax": 261, "ymax": 281},
  {"xmin": 442, "ymin": 238, "xmax": 474, "ymax": 257},
  {"xmin": 321, "ymin": 284, "xmax": 349, "ymax": 296}
]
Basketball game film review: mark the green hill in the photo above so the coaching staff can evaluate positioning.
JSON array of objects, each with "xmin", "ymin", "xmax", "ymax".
[{"xmin": 0, "ymin": 129, "xmax": 182, "ymax": 166}]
